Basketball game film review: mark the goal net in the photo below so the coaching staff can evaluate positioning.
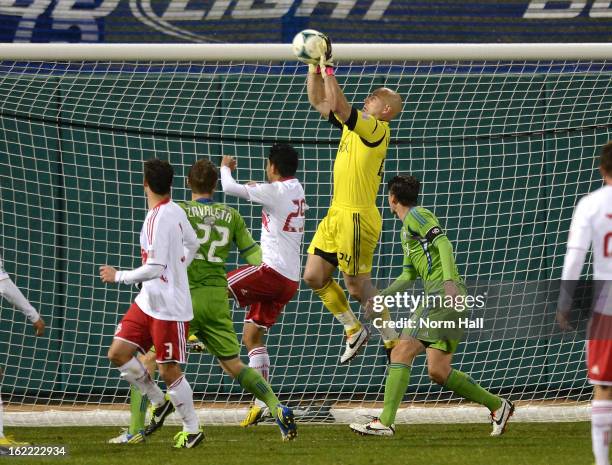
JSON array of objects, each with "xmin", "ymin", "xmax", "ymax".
[{"xmin": 0, "ymin": 44, "xmax": 610, "ymax": 426}]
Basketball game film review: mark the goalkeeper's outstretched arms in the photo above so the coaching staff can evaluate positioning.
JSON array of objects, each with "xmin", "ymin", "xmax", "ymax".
[
  {"xmin": 0, "ymin": 274, "xmax": 45, "ymax": 336},
  {"xmin": 306, "ymin": 34, "xmax": 352, "ymax": 121}
]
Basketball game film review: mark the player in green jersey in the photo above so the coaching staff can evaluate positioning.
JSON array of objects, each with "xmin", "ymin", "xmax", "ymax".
[
  {"xmin": 349, "ymin": 175, "xmax": 513, "ymax": 437},
  {"xmin": 109, "ymin": 159, "xmax": 296, "ymax": 443}
]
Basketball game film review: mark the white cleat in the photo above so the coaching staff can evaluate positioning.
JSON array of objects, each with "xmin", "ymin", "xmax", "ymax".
[
  {"xmin": 340, "ymin": 326, "xmax": 370, "ymax": 364},
  {"xmin": 349, "ymin": 418, "xmax": 395, "ymax": 437},
  {"xmin": 490, "ymin": 398, "xmax": 515, "ymax": 436},
  {"xmin": 108, "ymin": 428, "xmax": 145, "ymax": 444}
]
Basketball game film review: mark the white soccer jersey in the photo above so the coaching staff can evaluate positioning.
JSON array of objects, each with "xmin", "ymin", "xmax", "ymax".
[
  {"xmin": 135, "ymin": 199, "xmax": 198, "ymax": 321},
  {"xmin": 566, "ymin": 184, "xmax": 612, "ymax": 280},
  {"xmin": 0, "ymin": 253, "xmax": 8, "ymax": 280},
  {"xmin": 245, "ymin": 178, "xmax": 306, "ymax": 282}
]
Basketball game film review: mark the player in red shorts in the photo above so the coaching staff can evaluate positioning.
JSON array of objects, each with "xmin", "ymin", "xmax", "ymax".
[
  {"xmin": 557, "ymin": 142, "xmax": 612, "ymax": 465},
  {"xmin": 220, "ymin": 144, "xmax": 305, "ymax": 426},
  {"xmin": 100, "ymin": 159, "xmax": 203, "ymax": 449}
]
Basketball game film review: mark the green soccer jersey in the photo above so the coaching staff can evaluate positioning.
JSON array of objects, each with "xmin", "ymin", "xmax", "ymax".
[
  {"xmin": 179, "ymin": 199, "xmax": 259, "ymax": 288},
  {"xmin": 382, "ymin": 206, "xmax": 463, "ymax": 296}
]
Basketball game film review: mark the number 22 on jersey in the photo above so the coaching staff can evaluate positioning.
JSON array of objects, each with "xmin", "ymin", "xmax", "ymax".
[{"xmin": 195, "ymin": 222, "xmax": 230, "ymax": 262}]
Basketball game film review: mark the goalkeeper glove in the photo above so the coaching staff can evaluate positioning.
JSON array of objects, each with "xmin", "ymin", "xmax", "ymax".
[
  {"xmin": 308, "ymin": 33, "xmax": 334, "ymax": 74},
  {"xmin": 318, "ymin": 33, "xmax": 334, "ymax": 75}
]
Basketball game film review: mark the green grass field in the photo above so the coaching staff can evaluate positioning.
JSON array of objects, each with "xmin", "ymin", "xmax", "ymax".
[{"xmin": 2, "ymin": 422, "xmax": 592, "ymax": 465}]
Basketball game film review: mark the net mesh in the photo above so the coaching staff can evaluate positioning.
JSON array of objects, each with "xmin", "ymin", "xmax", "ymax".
[{"xmin": 0, "ymin": 58, "xmax": 611, "ymax": 425}]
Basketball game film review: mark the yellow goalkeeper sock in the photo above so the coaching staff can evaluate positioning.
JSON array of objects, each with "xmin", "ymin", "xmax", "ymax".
[
  {"xmin": 314, "ymin": 280, "xmax": 361, "ymax": 336},
  {"xmin": 377, "ymin": 306, "xmax": 399, "ymax": 348}
]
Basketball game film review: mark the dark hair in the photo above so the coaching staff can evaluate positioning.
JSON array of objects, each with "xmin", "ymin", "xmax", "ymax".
[
  {"xmin": 144, "ymin": 159, "xmax": 173, "ymax": 195},
  {"xmin": 387, "ymin": 175, "xmax": 420, "ymax": 207},
  {"xmin": 268, "ymin": 143, "xmax": 299, "ymax": 178},
  {"xmin": 601, "ymin": 142, "xmax": 612, "ymax": 175},
  {"xmin": 188, "ymin": 159, "xmax": 218, "ymax": 194}
]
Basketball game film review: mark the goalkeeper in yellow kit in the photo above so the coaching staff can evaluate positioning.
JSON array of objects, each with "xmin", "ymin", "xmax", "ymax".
[{"xmin": 303, "ymin": 34, "xmax": 403, "ymax": 363}]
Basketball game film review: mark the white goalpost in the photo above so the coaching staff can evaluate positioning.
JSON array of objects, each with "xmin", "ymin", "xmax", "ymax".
[{"xmin": 0, "ymin": 43, "xmax": 611, "ymax": 427}]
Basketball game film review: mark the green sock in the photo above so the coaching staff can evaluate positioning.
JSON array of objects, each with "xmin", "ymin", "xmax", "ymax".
[
  {"xmin": 444, "ymin": 369, "xmax": 502, "ymax": 412},
  {"xmin": 129, "ymin": 385, "xmax": 148, "ymax": 434},
  {"xmin": 379, "ymin": 363, "xmax": 411, "ymax": 426},
  {"xmin": 236, "ymin": 367, "xmax": 280, "ymax": 416}
]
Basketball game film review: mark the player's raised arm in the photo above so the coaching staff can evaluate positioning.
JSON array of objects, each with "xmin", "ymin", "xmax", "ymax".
[
  {"xmin": 306, "ymin": 35, "xmax": 333, "ymax": 118},
  {"xmin": 307, "ymin": 66, "xmax": 331, "ymax": 118},
  {"xmin": 317, "ymin": 42, "xmax": 352, "ymax": 123},
  {"xmin": 220, "ymin": 156, "xmax": 250, "ymax": 200},
  {"xmin": 220, "ymin": 155, "xmax": 275, "ymax": 205}
]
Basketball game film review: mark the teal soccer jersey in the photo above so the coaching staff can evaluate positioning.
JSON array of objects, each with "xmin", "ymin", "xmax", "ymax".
[
  {"xmin": 400, "ymin": 206, "xmax": 463, "ymax": 294},
  {"xmin": 178, "ymin": 198, "xmax": 259, "ymax": 358},
  {"xmin": 179, "ymin": 199, "xmax": 258, "ymax": 288}
]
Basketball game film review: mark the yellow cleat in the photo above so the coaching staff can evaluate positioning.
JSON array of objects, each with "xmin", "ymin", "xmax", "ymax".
[
  {"xmin": 0, "ymin": 436, "xmax": 30, "ymax": 447},
  {"xmin": 187, "ymin": 335, "xmax": 206, "ymax": 353},
  {"xmin": 0, "ymin": 435, "xmax": 30, "ymax": 454},
  {"xmin": 240, "ymin": 404, "xmax": 268, "ymax": 427}
]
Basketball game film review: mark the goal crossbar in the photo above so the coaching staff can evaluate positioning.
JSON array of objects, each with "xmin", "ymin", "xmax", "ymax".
[{"xmin": 0, "ymin": 43, "xmax": 611, "ymax": 61}]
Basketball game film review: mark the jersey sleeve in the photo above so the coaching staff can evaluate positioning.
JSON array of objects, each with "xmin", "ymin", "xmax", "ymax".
[
  {"xmin": 232, "ymin": 210, "xmax": 257, "ymax": 257},
  {"xmin": 380, "ymin": 255, "xmax": 417, "ymax": 297},
  {"xmin": 406, "ymin": 207, "xmax": 445, "ymax": 244},
  {"xmin": 566, "ymin": 195, "xmax": 593, "ymax": 251},
  {"xmin": 328, "ymin": 112, "xmax": 343, "ymax": 130},
  {"xmin": 244, "ymin": 182, "xmax": 279, "ymax": 208},
  {"xmin": 342, "ymin": 107, "xmax": 388, "ymax": 145}
]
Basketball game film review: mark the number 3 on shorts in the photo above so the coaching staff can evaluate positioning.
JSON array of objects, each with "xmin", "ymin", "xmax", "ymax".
[{"xmin": 164, "ymin": 342, "xmax": 173, "ymax": 360}]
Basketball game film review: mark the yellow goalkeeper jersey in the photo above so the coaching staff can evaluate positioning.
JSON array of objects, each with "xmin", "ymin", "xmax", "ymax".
[{"xmin": 329, "ymin": 107, "xmax": 390, "ymax": 209}]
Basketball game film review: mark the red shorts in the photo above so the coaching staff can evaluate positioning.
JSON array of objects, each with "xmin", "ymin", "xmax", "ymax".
[
  {"xmin": 228, "ymin": 264, "xmax": 299, "ymax": 328},
  {"xmin": 587, "ymin": 312, "xmax": 612, "ymax": 384},
  {"xmin": 114, "ymin": 303, "xmax": 189, "ymax": 363}
]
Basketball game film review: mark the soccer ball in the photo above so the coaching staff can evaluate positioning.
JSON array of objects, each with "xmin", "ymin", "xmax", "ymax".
[{"xmin": 292, "ymin": 29, "xmax": 327, "ymax": 65}]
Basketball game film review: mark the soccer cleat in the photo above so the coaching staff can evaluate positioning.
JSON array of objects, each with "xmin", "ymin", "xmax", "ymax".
[
  {"xmin": 349, "ymin": 418, "xmax": 395, "ymax": 437},
  {"xmin": 0, "ymin": 435, "xmax": 29, "ymax": 447},
  {"xmin": 490, "ymin": 398, "xmax": 515, "ymax": 436},
  {"xmin": 275, "ymin": 405, "xmax": 297, "ymax": 441},
  {"xmin": 340, "ymin": 326, "xmax": 370, "ymax": 364},
  {"xmin": 187, "ymin": 335, "xmax": 206, "ymax": 353},
  {"xmin": 173, "ymin": 430, "xmax": 204, "ymax": 449},
  {"xmin": 144, "ymin": 395, "xmax": 175, "ymax": 436},
  {"xmin": 240, "ymin": 404, "xmax": 269, "ymax": 427},
  {"xmin": 108, "ymin": 428, "xmax": 145, "ymax": 444},
  {"xmin": 0, "ymin": 436, "xmax": 30, "ymax": 455}
]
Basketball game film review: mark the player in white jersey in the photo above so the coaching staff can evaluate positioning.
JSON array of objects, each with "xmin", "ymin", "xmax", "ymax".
[
  {"xmin": 0, "ymin": 253, "xmax": 45, "ymax": 453},
  {"xmin": 220, "ymin": 143, "xmax": 305, "ymax": 426},
  {"xmin": 557, "ymin": 142, "xmax": 612, "ymax": 465},
  {"xmin": 100, "ymin": 159, "xmax": 204, "ymax": 449}
]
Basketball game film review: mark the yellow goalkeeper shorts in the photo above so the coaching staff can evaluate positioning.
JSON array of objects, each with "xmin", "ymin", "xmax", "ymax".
[{"xmin": 307, "ymin": 205, "xmax": 382, "ymax": 276}]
